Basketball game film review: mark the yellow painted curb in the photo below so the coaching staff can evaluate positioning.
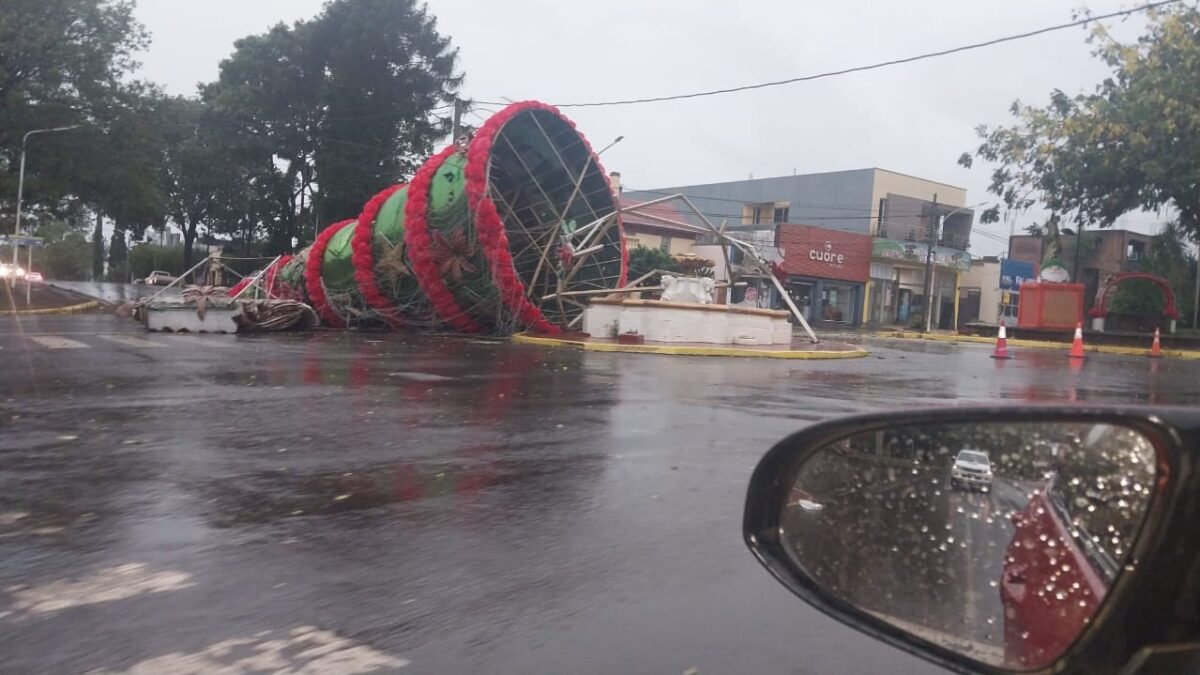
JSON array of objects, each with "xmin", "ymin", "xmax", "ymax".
[
  {"xmin": 875, "ymin": 331, "xmax": 1200, "ymax": 360},
  {"xmin": 0, "ymin": 300, "xmax": 102, "ymax": 316},
  {"xmin": 512, "ymin": 333, "xmax": 870, "ymax": 359}
]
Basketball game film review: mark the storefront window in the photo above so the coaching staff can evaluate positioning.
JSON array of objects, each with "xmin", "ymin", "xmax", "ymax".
[
  {"xmin": 820, "ymin": 283, "xmax": 855, "ymax": 322},
  {"xmin": 1002, "ymin": 292, "xmax": 1020, "ymax": 320},
  {"xmin": 788, "ymin": 282, "xmax": 815, "ymax": 319}
]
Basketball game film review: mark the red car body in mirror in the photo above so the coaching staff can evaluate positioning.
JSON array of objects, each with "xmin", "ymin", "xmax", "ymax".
[{"xmin": 1000, "ymin": 481, "xmax": 1108, "ymax": 669}]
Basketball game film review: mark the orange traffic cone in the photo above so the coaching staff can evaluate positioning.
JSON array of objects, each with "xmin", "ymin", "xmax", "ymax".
[
  {"xmin": 1068, "ymin": 322, "xmax": 1086, "ymax": 359},
  {"xmin": 991, "ymin": 320, "xmax": 1013, "ymax": 359},
  {"xmin": 1149, "ymin": 327, "xmax": 1163, "ymax": 358}
]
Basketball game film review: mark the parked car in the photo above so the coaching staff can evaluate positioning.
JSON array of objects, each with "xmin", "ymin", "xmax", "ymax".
[
  {"xmin": 949, "ymin": 448, "xmax": 993, "ymax": 490},
  {"xmin": 143, "ymin": 270, "xmax": 178, "ymax": 286},
  {"xmin": 24, "ymin": 271, "xmax": 43, "ymax": 283}
]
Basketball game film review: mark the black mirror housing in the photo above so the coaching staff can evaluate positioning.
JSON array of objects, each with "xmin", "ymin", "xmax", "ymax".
[{"xmin": 743, "ymin": 406, "xmax": 1200, "ymax": 675}]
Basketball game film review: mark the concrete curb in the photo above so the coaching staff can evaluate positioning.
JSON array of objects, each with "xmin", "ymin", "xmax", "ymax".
[
  {"xmin": 874, "ymin": 330, "xmax": 1200, "ymax": 360},
  {"xmin": 0, "ymin": 300, "xmax": 103, "ymax": 316},
  {"xmin": 513, "ymin": 333, "xmax": 870, "ymax": 359}
]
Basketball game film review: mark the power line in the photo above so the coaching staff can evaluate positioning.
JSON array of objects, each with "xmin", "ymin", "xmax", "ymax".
[
  {"xmin": 479, "ymin": 0, "xmax": 1178, "ymax": 108},
  {"xmin": 322, "ymin": 104, "xmax": 455, "ymax": 123}
]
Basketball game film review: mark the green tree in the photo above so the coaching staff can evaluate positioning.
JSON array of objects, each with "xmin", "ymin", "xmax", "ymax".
[
  {"xmin": 128, "ymin": 244, "xmax": 185, "ymax": 279},
  {"xmin": 91, "ymin": 214, "xmax": 104, "ymax": 279},
  {"xmin": 28, "ymin": 220, "xmax": 91, "ymax": 280},
  {"xmin": 627, "ymin": 246, "xmax": 682, "ymax": 286},
  {"xmin": 157, "ymin": 97, "xmax": 243, "ymax": 269},
  {"xmin": 1108, "ymin": 278, "xmax": 1164, "ymax": 316},
  {"xmin": 308, "ymin": 0, "xmax": 461, "ymax": 219},
  {"xmin": 107, "ymin": 228, "xmax": 128, "ymax": 281},
  {"xmin": 0, "ymin": 0, "xmax": 149, "ymax": 227},
  {"xmin": 203, "ymin": 0, "xmax": 460, "ymax": 252},
  {"xmin": 959, "ymin": 5, "xmax": 1200, "ymax": 253}
]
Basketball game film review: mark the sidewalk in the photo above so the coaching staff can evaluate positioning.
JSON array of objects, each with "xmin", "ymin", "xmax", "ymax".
[
  {"xmin": 870, "ymin": 327, "xmax": 1200, "ymax": 360},
  {"xmin": 790, "ymin": 323, "xmax": 1200, "ymax": 359},
  {"xmin": 0, "ymin": 282, "xmax": 106, "ymax": 315}
]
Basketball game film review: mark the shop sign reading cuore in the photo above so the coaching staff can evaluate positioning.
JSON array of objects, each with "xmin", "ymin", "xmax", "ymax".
[{"xmin": 809, "ymin": 241, "xmax": 844, "ymax": 266}]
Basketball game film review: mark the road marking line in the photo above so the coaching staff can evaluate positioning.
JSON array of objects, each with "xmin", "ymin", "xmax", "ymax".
[
  {"xmin": 99, "ymin": 335, "xmax": 169, "ymax": 348},
  {"xmin": 388, "ymin": 371, "xmax": 454, "ymax": 382},
  {"xmin": 28, "ymin": 336, "xmax": 90, "ymax": 349}
]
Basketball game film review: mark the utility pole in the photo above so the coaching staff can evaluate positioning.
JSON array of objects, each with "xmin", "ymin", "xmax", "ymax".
[
  {"xmin": 1072, "ymin": 222, "xmax": 1084, "ymax": 283},
  {"xmin": 451, "ymin": 99, "xmax": 465, "ymax": 142},
  {"xmin": 1193, "ymin": 234, "xmax": 1199, "ymax": 330},
  {"xmin": 921, "ymin": 193, "xmax": 938, "ymax": 334}
]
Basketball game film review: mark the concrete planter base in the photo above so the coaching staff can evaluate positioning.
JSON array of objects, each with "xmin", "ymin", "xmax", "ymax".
[{"xmin": 583, "ymin": 298, "xmax": 792, "ymax": 346}]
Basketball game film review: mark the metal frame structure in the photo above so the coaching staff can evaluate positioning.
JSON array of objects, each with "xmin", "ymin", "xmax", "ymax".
[{"xmin": 592, "ymin": 194, "xmax": 820, "ymax": 343}]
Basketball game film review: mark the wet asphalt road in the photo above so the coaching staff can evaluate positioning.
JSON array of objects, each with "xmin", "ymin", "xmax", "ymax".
[{"xmin": 1, "ymin": 314, "xmax": 1198, "ymax": 674}]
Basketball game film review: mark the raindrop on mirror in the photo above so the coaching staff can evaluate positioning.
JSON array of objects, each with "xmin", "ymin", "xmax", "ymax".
[{"xmin": 778, "ymin": 421, "xmax": 1156, "ymax": 670}]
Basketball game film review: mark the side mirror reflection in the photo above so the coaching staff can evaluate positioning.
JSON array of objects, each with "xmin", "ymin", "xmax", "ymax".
[{"xmin": 776, "ymin": 421, "xmax": 1157, "ymax": 670}]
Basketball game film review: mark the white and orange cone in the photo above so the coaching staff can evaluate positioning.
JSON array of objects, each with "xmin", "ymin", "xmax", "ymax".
[
  {"xmin": 991, "ymin": 320, "xmax": 1013, "ymax": 359},
  {"xmin": 1149, "ymin": 327, "xmax": 1163, "ymax": 358},
  {"xmin": 1068, "ymin": 322, "xmax": 1086, "ymax": 359}
]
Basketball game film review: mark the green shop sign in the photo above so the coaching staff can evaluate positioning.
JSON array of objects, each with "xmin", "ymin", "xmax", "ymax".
[{"xmin": 871, "ymin": 239, "xmax": 972, "ymax": 271}]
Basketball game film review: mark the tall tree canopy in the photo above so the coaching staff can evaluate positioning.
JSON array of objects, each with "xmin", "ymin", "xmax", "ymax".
[
  {"xmin": 959, "ymin": 5, "xmax": 1200, "ymax": 259},
  {"xmin": 0, "ymin": 0, "xmax": 150, "ymax": 226},
  {"xmin": 204, "ymin": 0, "xmax": 461, "ymax": 251}
]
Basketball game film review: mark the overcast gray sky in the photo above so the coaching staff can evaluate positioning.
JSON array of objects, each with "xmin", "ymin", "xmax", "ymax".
[{"xmin": 132, "ymin": 0, "xmax": 1168, "ymax": 256}]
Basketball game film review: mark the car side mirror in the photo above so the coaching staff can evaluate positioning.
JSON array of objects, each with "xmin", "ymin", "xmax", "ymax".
[{"xmin": 744, "ymin": 407, "xmax": 1200, "ymax": 674}]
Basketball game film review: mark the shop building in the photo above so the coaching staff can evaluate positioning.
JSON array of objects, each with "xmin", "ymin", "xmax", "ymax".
[
  {"xmin": 868, "ymin": 193, "xmax": 975, "ymax": 329},
  {"xmin": 956, "ymin": 256, "xmax": 1006, "ymax": 326},
  {"xmin": 632, "ymin": 167, "xmax": 976, "ymax": 328},
  {"xmin": 775, "ymin": 224, "xmax": 871, "ymax": 326},
  {"xmin": 1008, "ymin": 229, "xmax": 1151, "ymax": 311}
]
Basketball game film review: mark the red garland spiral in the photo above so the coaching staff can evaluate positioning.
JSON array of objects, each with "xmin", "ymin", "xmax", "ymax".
[
  {"xmin": 305, "ymin": 219, "xmax": 356, "ymax": 328},
  {"xmin": 226, "ymin": 277, "xmax": 252, "ymax": 297},
  {"xmin": 403, "ymin": 145, "xmax": 484, "ymax": 333},
  {"xmin": 465, "ymin": 100, "xmax": 628, "ymax": 334},
  {"xmin": 352, "ymin": 184, "xmax": 406, "ymax": 326}
]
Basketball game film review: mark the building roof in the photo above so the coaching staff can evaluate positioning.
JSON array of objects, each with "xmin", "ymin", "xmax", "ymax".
[
  {"xmin": 643, "ymin": 167, "xmax": 965, "ymax": 193},
  {"xmin": 619, "ymin": 195, "xmax": 709, "ymax": 236}
]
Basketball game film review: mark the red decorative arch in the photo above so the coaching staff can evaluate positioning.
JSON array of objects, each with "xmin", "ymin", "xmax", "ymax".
[{"xmin": 1090, "ymin": 272, "xmax": 1179, "ymax": 320}]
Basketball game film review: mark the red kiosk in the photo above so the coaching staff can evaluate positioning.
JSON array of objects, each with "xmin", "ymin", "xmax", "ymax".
[{"xmin": 1017, "ymin": 282, "xmax": 1085, "ymax": 330}]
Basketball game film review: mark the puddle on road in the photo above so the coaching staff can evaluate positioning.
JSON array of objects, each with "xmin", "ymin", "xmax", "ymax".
[{"xmin": 191, "ymin": 448, "xmax": 604, "ymax": 527}]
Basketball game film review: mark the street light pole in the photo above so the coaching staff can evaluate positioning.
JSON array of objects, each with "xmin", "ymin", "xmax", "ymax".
[{"xmin": 11, "ymin": 125, "xmax": 82, "ymax": 276}]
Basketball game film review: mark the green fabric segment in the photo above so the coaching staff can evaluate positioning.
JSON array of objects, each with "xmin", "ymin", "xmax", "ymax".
[
  {"xmin": 322, "ymin": 221, "xmax": 358, "ymax": 292},
  {"xmin": 373, "ymin": 187, "xmax": 408, "ymax": 245},
  {"xmin": 369, "ymin": 186, "xmax": 425, "ymax": 306},
  {"xmin": 428, "ymin": 152, "xmax": 467, "ymax": 216},
  {"xmin": 422, "ymin": 151, "xmax": 498, "ymax": 321}
]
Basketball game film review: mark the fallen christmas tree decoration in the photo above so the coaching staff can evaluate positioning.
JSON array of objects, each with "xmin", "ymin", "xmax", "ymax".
[
  {"xmin": 264, "ymin": 100, "xmax": 629, "ymax": 335},
  {"xmin": 123, "ymin": 100, "xmax": 842, "ymax": 353}
]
